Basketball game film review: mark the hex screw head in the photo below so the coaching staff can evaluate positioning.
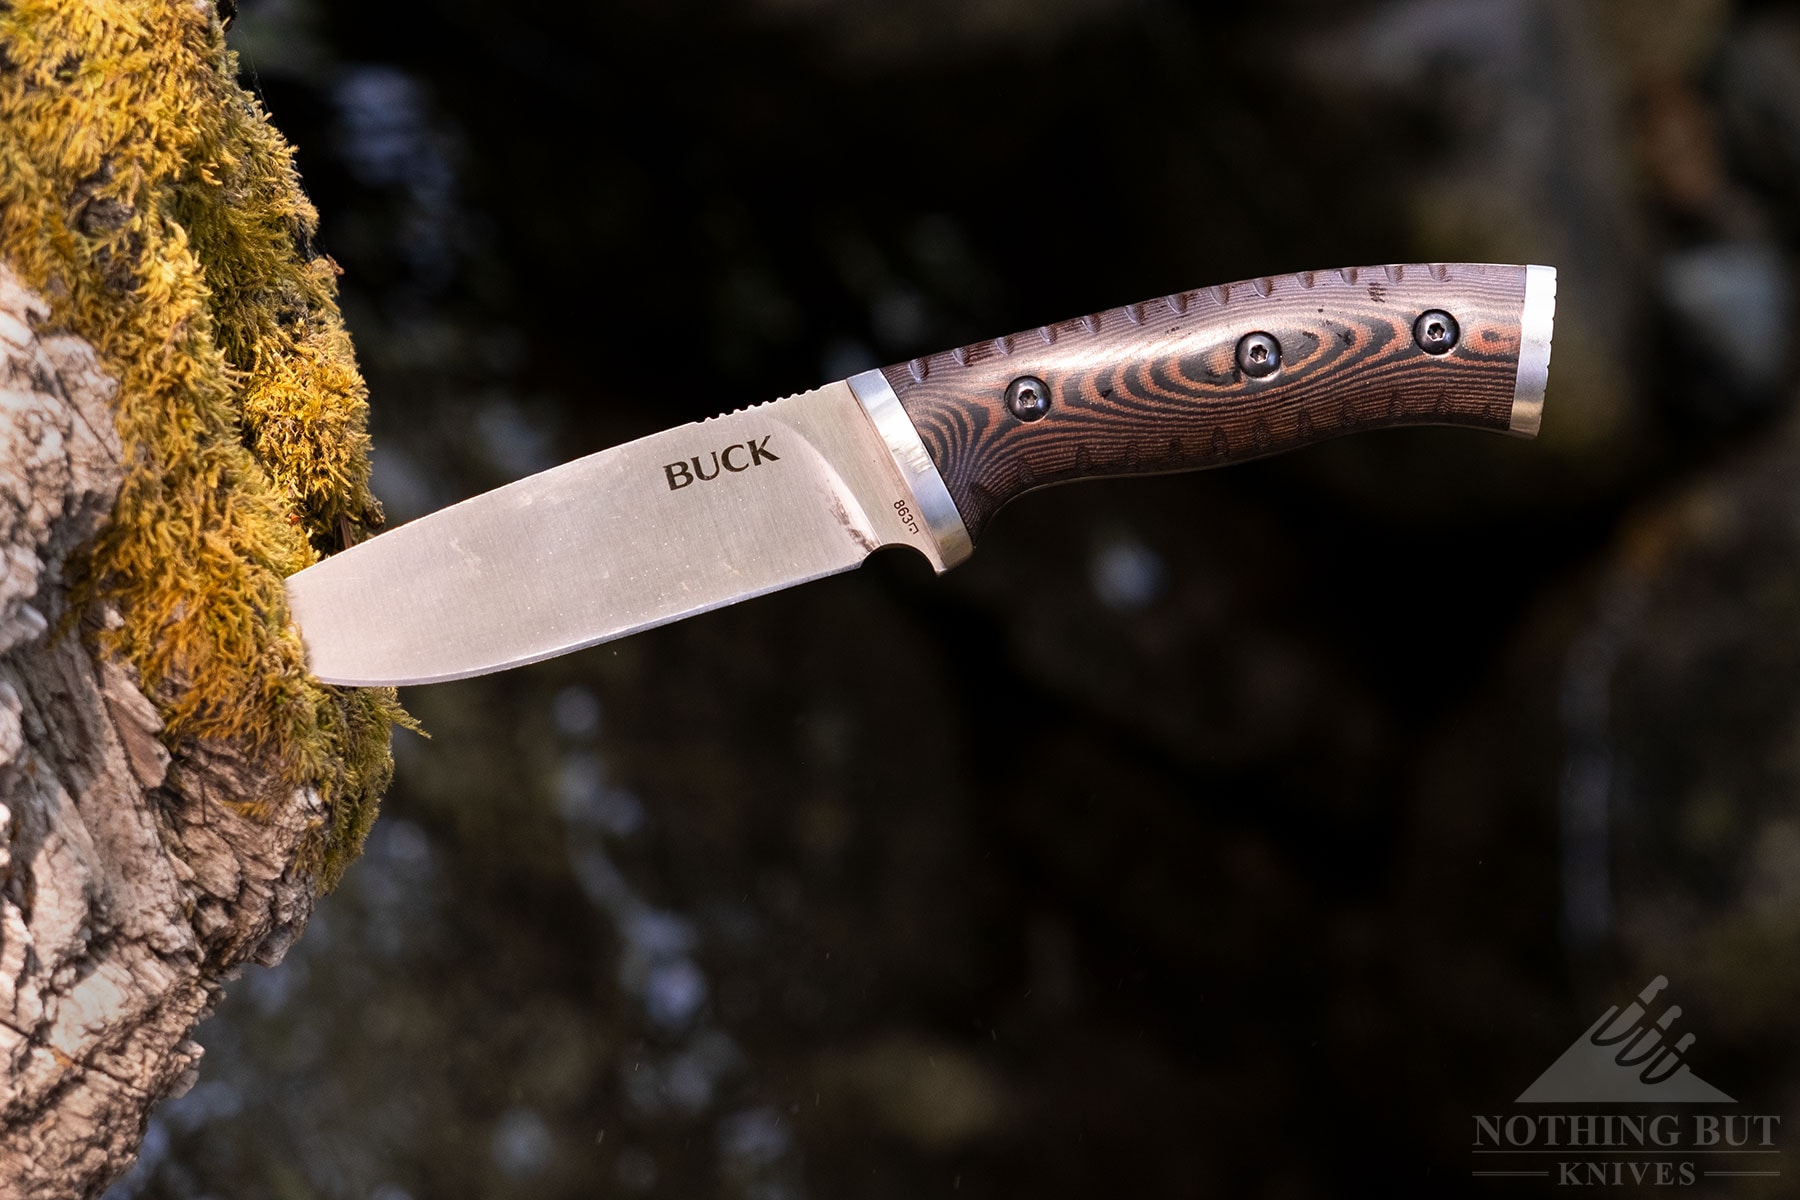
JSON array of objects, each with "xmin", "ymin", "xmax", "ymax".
[
  {"xmin": 1004, "ymin": 375, "xmax": 1052, "ymax": 421},
  {"xmin": 1236, "ymin": 331, "xmax": 1281, "ymax": 379},
  {"xmin": 1413, "ymin": 309, "xmax": 1460, "ymax": 355}
]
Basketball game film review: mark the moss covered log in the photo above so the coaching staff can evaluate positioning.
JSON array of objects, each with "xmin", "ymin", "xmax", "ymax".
[
  {"xmin": 0, "ymin": 1, "xmax": 403, "ymax": 1192},
  {"xmin": 0, "ymin": 0, "xmax": 401, "ymax": 883}
]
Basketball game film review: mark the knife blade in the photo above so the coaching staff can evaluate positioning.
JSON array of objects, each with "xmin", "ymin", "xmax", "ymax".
[{"xmin": 286, "ymin": 262, "xmax": 1556, "ymax": 686}]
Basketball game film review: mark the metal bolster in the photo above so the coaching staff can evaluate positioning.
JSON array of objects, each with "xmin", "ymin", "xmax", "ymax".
[
  {"xmin": 846, "ymin": 369, "xmax": 973, "ymax": 571},
  {"xmin": 1511, "ymin": 264, "xmax": 1557, "ymax": 437}
]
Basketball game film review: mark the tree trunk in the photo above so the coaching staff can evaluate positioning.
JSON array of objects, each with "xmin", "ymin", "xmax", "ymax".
[
  {"xmin": 0, "ymin": 266, "xmax": 317, "ymax": 1195},
  {"xmin": 0, "ymin": 3, "xmax": 399, "ymax": 1194}
]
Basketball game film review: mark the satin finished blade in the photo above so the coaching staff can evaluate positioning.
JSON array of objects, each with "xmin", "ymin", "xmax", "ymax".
[{"xmin": 286, "ymin": 380, "xmax": 951, "ymax": 686}]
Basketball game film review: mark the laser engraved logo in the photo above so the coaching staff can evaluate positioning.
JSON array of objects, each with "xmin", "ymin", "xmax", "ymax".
[{"xmin": 663, "ymin": 437, "xmax": 780, "ymax": 491}]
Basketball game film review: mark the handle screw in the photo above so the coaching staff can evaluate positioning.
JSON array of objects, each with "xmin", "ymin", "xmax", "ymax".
[
  {"xmin": 1004, "ymin": 375, "xmax": 1052, "ymax": 421},
  {"xmin": 1236, "ymin": 331, "xmax": 1281, "ymax": 379},
  {"xmin": 1413, "ymin": 309, "xmax": 1460, "ymax": 354}
]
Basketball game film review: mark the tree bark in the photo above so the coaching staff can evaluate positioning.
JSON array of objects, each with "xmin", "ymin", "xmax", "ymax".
[
  {"xmin": 0, "ymin": 268, "xmax": 312, "ymax": 1195},
  {"xmin": 0, "ymin": 0, "xmax": 398, "ymax": 1188}
]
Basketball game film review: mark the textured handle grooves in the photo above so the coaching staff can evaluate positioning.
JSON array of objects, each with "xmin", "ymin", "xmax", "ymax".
[{"xmin": 882, "ymin": 263, "xmax": 1531, "ymax": 540}]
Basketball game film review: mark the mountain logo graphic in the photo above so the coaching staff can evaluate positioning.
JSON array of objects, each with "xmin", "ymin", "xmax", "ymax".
[{"xmin": 1517, "ymin": 976, "xmax": 1734, "ymax": 1104}]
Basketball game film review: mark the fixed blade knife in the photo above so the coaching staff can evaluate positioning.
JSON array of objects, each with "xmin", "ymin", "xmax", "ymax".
[{"xmin": 286, "ymin": 262, "xmax": 1557, "ymax": 686}]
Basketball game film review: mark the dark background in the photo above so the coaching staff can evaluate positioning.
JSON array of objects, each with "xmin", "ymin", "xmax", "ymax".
[{"xmin": 117, "ymin": 0, "xmax": 1800, "ymax": 1196}]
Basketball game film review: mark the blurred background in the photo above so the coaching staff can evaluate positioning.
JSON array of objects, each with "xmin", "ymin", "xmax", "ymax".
[{"xmin": 114, "ymin": 0, "xmax": 1800, "ymax": 1196}]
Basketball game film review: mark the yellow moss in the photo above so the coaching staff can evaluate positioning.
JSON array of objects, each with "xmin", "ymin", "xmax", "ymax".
[{"xmin": 0, "ymin": 0, "xmax": 403, "ymax": 889}]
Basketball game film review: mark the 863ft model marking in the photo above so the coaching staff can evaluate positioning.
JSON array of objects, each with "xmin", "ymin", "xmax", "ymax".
[{"xmin": 893, "ymin": 499, "xmax": 921, "ymax": 536}]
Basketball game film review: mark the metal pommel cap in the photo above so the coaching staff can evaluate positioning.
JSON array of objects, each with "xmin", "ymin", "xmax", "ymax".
[{"xmin": 1510, "ymin": 264, "xmax": 1556, "ymax": 437}]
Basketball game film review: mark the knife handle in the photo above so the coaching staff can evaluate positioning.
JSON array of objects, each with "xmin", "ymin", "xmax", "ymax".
[{"xmin": 881, "ymin": 262, "xmax": 1554, "ymax": 541}]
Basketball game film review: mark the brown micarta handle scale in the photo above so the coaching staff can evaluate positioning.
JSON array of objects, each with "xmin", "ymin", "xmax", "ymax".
[{"xmin": 882, "ymin": 263, "xmax": 1539, "ymax": 541}]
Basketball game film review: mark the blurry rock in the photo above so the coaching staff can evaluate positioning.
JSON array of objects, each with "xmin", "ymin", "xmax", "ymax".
[
  {"xmin": 1089, "ymin": 535, "xmax": 1167, "ymax": 613},
  {"xmin": 225, "ymin": 0, "xmax": 331, "ymax": 79},
  {"xmin": 154, "ymin": 1, "xmax": 1800, "ymax": 1196},
  {"xmin": 1657, "ymin": 241, "xmax": 1793, "ymax": 424},
  {"xmin": 747, "ymin": 0, "xmax": 1133, "ymax": 64},
  {"xmin": 1298, "ymin": 0, "xmax": 1534, "ymax": 88},
  {"xmin": 1551, "ymin": 408, "xmax": 1800, "ymax": 1059},
  {"xmin": 717, "ymin": 1106, "xmax": 793, "ymax": 1185},
  {"xmin": 1635, "ymin": 83, "xmax": 1728, "ymax": 217},
  {"xmin": 614, "ymin": 1147, "xmax": 658, "ymax": 1192},
  {"xmin": 1721, "ymin": 12, "xmax": 1800, "ymax": 206},
  {"xmin": 490, "ymin": 1106, "xmax": 555, "ymax": 1180},
  {"xmin": 813, "ymin": 1031, "xmax": 1011, "ymax": 1151},
  {"xmin": 1596, "ymin": 0, "xmax": 1731, "ymax": 84},
  {"xmin": 969, "ymin": 482, "xmax": 1377, "ymax": 778}
]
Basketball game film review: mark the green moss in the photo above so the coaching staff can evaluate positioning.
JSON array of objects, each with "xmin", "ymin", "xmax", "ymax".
[{"xmin": 0, "ymin": 0, "xmax": 404, "ymax": 889}]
